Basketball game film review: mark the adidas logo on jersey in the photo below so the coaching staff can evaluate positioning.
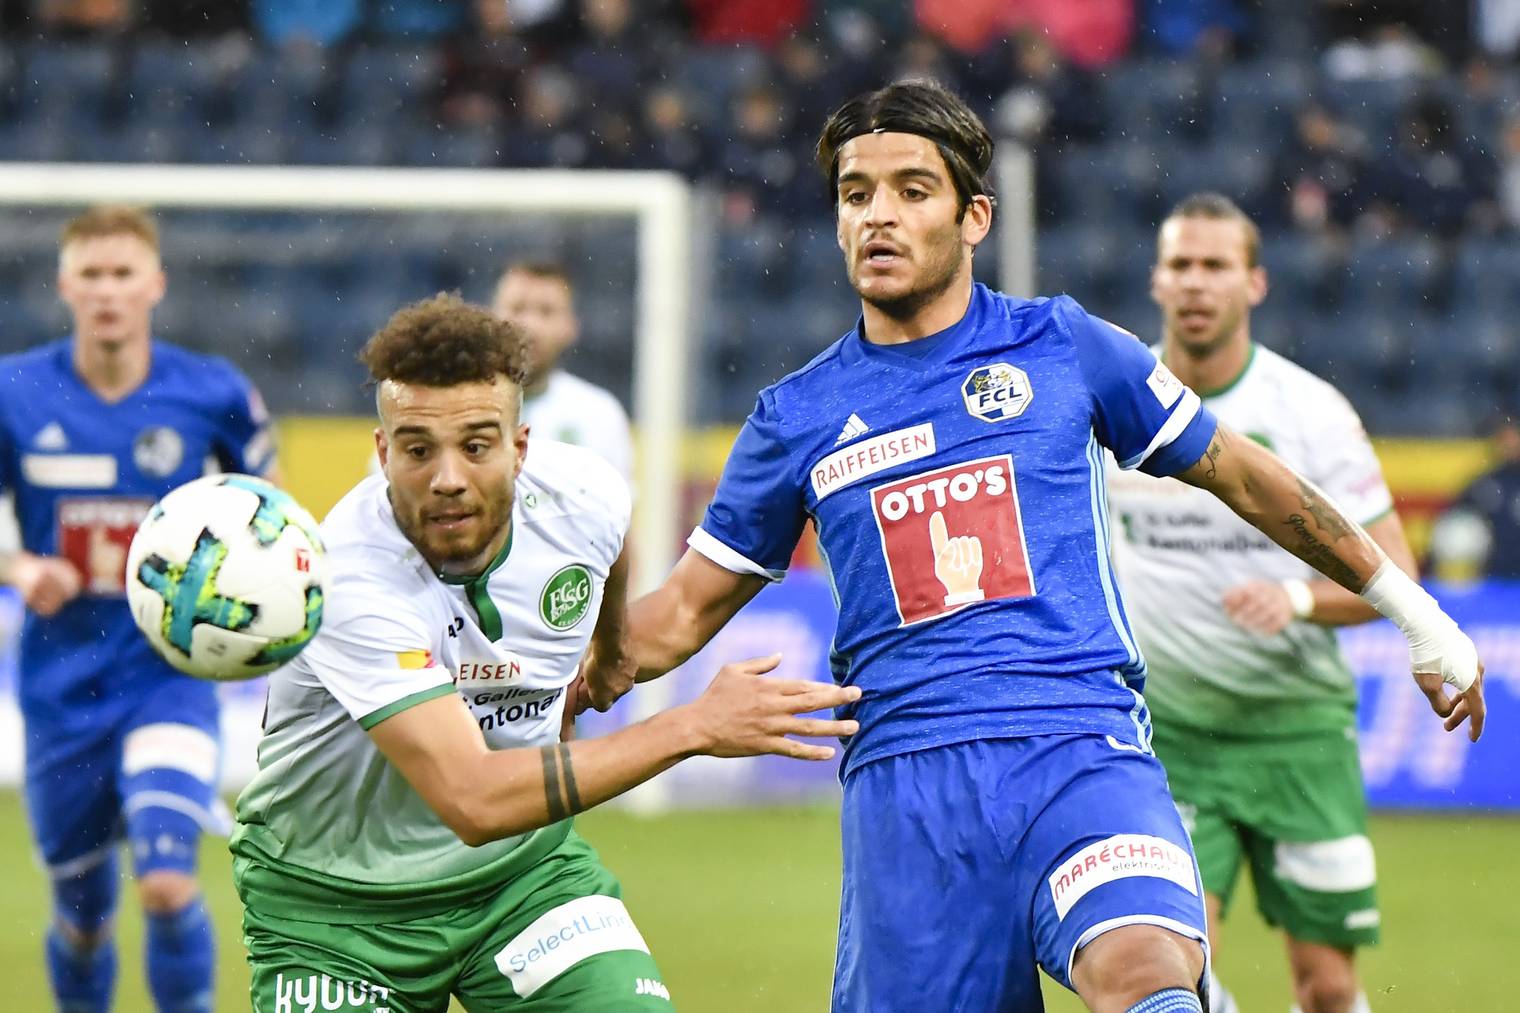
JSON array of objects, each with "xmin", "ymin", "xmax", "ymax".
[
  {"xmin": 34, "ymin": 422, "xmax": 67, "ymax": 451},
  {"xmin": 834, "ymin": 413, "xmax": 870, "ymax": 445}
]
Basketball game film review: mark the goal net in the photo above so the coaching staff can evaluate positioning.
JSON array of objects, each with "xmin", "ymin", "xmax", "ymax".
[{"xmin": 0, "ymin": 162, "xmax": 693, "ymax": 792}]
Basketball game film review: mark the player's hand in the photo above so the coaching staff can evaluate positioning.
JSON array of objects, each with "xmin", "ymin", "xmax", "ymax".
[
  {"xmin": 10, "ymin": 552, "xmax": 83, "ymax": 618},
  {"xmin": 685, "ymin": 654, "xmax": 861, "ymax": 761},
  {"xmin": 1222, "ymin": 580, "xmax": 1294, "ymax": 636},
  {"xmin": 929, "ymin": 511, "xmax": 984, "ymax": 606},
  {"xmin": 1414, "ymin": 657, "xmax": 1487, "ymax": 743},
  {"xmin": 580, "ymin": 639, "xmax": 636, "ymax": 713}
]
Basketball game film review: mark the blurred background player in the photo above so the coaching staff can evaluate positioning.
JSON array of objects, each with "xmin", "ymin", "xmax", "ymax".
[
  {"xmin": 492, "ymin": 259, "xmax": 635, "ymax": 481},
  {"xmin": 1427, "ymin": 414, "xmax": 1520, "ymax": 581},
  {"xmin": 233, "ymin": 294, "xmax": 858, "ymax": 1008},
  {"xmin": 1107, "ymin": 194, "xmax": 1419, "ymax": 1013},
  {"xmin": 0, "ymin": 206, "xmax": 276, "ymax": 1013},
  {"xmin": 609, "ymin": 82, "xmax": 1483, "ymax": 1013}
]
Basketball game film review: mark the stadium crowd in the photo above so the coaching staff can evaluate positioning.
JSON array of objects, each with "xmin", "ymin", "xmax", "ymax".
[{"xmin": 0, "ymin": 0, "xmax": 1516, "ymax": 429}]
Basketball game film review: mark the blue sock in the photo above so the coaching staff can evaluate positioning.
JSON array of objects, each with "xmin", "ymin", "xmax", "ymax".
[
  {"xmin": 1128, "ymin": 988, "xmax": 1204, "ymax": 1013},
  {"xmin": 46, "ymin": 926, "xmax": 116, "ymax": 1013},
  {"xmin": 144, "ymin": 897, "xmax": 215, "ymax": 1013}
]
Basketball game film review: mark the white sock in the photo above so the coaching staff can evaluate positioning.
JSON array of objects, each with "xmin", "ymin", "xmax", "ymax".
[
  {"xmin": 1289, "ymin": 991, "xmax": 1371, "ymax": 1013},
  {"xmin": 1208, "ymin": 968, "xmax": 1238, "ymax": 1013}
]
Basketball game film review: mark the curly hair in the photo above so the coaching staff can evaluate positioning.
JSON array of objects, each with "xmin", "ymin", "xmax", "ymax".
[
  {"xmin": 816, "ymin": 80, "xmax": 995, "ymax": 218},
  {"xmin": 359, "ymin": 293, "xmax": 529, "ymax": 390}
]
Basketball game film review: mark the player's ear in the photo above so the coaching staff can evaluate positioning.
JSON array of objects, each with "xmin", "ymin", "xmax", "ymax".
[
  {"xmin": 1247, "ymin": 265, "xmax": 1268, "ymax": 307},
  {"xmin": 959, "ymin": 195, "xmax": 993, "ymax": 248},
  {"xmin": 513, "ymin": 423, "xmax": 529, "ymax": 479},
  {"xmin": 374, "ymin": 428, "xmax": 389, "ymax": 473}
]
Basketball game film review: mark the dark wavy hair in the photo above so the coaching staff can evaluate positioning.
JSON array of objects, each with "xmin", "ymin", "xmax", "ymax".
[
  {"xmin": 359, "ymin": 293, "xmax": 529, "ymax": 389},
  {"xmin": 815, "ymin": 80, "xmax": 996, "ymax": 218}
]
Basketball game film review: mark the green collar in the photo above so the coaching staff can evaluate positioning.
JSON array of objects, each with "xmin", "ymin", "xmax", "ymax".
[
  {"xmin": 1166, "ymin": 342, "xmax": 1256, "ymax": 400},
  {"xmin": 439, "ymin": 524, "xmax": 513, "ymax": 641}
]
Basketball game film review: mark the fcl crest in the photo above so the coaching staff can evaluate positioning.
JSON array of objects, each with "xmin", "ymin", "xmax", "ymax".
[{"xmin": 961, "ymin": 363, "xmax": 1033, "ymax": 422}]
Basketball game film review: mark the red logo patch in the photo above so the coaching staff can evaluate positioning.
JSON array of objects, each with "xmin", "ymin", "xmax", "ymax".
[
  {"xmin": 294, "ymin": 547, "xmax": 311, "ymax": 573},
  {"xmin": 869, "ymin": 455, "xmax": 1034, "ymax": 626},
  {"xmin": 56, "ymin": 497, "xmax": 154, "ymax": 596}
]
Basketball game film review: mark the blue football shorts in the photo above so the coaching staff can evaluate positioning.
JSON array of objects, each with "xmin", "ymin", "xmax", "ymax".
[
  {"xmin": 24, "ymin": 677, "xmax": 223, "ymax": 881},
  {"xmin": 833, "ymin": 733, "xmax": 1209, "ymax": 1013}
]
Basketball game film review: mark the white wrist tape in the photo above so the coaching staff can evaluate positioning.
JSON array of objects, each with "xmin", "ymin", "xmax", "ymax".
[
  {"xmin": 1359, "ymin": 560, "xmax": 1478, "ymax": 691},
  {"xmin": 1281, "ymin": 579, "xmax": 1315, "ymax": 619}
]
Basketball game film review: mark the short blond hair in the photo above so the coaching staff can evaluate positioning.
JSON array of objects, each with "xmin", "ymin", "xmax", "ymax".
[
  {"xmin": 1161, "ymin": 192, "xmax": 1260, "ymax": 268},
  {"xmin": 59, "ymin": 205, "xmax": 160, "ymax": 254}
]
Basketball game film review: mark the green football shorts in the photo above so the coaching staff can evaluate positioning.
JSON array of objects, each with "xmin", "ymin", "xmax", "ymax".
[
  {"xmin": 241, "ymin": 832, "xmax": 673, "ymax": 1011},
  {"xmin": 1153, "ymin": 723, "xmax": 1380, "ymax": 949}
]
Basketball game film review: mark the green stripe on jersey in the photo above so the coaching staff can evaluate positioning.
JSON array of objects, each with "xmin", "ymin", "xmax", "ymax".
[
  {"xmin": 358, "ymin": 683, "xmax": 456, "ymax": 730},
  {"xmin": 440, "ymin": 524, "xmax": 514, "ymax": 641}
]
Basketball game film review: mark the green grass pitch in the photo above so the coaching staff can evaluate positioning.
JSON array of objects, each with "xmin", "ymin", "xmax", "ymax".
[{"xmin": 0, "ymin": 792, "xmax": 1512, "ymax": 1010}]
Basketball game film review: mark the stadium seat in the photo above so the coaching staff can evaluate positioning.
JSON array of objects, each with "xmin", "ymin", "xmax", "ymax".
[
  {"xmin": 1155, "ymin": 145, "xmax": 1271, "ymax": 215},
  {"xmin": 339, "ymin": 46, "xmax": 443, "ymax": 130},
  {"xmin": 1341, "ymin": 237, "xmax": 1446, "ymax": 316},
  {"xmin": 21, "ymin": 40, "xmax": 121, "ymax": 127},
  {"xmin": 1213, "ymin": 59, "xmax": 1311, "ymax": 142},
  {"xmin": 1097, "ymin": 60, "xmax": 1211, "ymax": 144}
]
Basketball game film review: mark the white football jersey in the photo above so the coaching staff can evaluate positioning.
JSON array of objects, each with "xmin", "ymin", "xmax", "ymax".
[
  {"xmin": 233, "ymin": 440, "xmax": 629, "ymax": 889},
  {"xmin": 1107, "ymin": 344, "xmax": 1393, "ymax": 732},
  {"xmin": 523, "ymin": 370, "xmax": 634, "ymax": 482}
]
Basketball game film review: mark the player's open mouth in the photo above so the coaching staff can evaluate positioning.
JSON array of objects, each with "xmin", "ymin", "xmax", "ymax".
[
  {"xmin": 862, "ymin": 240, "xmax": 903, "ymax": 266},
  {"xmin": 429, "ymin": 512, "xmax": 476, "ymax": 530}
]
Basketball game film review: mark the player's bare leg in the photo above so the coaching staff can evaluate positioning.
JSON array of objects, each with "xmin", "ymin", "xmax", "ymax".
[
  {"xmin": 138, "ymin": 870, "xmax": 200, "ymax": 914},
  {"xmin": 1071, "ymin": 923, "xmax": 1206, "ymax": 1012},
  {"xmin": 1286, "ymin": 937, "xmax": 1364, "ymax": 1013}
]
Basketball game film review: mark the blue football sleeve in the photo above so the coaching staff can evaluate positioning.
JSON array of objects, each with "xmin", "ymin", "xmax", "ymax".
[
  {"xmin": 213, "ymin": 366, "xmax": 275, "ymax": 477},
  {"xmin": 1060, "ymin": 299, "xmax": 1217, "ymax": 477},
  {"xmin": 693, "ymin": 390, "xmax": 807, "ymax": 582}
]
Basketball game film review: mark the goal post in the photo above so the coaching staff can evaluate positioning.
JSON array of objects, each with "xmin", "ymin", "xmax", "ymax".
[{"xmin": 0, "ymin": 162, "xmax": 695, "ymax": 599}]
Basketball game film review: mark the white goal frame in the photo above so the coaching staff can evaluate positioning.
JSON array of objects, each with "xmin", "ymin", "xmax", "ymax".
[{"xmin": 0, "ymin": 162, "xmax": 694, "ymax": 598}]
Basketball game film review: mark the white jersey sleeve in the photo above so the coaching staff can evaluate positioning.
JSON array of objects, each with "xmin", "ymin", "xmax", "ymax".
[
  {"xmin": 297, "ymin": 558, "xmax": 453, "ymax": 729},
  {"xmin": 1301, "ymin": 384, "xmax": 1394, "ymax": 526}
]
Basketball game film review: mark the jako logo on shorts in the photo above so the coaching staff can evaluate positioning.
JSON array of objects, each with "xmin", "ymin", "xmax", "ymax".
[
  {"xmin": 495, "ymin": 895, "xmax": 650, "ymax": 997},
  {"xmin": 1047, "ymin": 834, "xmax": 1199, "ymax": 919},
  {"xmin": 272, "ymin": 972, "xmax": 390, "ymax": 1012}
]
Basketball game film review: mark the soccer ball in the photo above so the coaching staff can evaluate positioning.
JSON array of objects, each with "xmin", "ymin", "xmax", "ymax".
[{"xmin": 126, "ymin": 474, "xmax": 326, "ymax": 682}]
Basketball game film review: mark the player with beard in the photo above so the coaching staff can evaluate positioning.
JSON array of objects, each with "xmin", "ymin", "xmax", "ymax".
[
  {"xmin": 231, "ymin": 294, "xmax": 860, "ymax": 1010},
  {"xmin": 1106, "ymin": 195, "xmax": 1418, "ymax": 1013},
  {"xmin": 590, "ymin": 83, "xmax": 1486, "ymax": 1013}
]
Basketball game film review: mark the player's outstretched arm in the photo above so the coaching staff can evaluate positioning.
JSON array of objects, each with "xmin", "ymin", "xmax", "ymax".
[
  {"xmin": 625, "ymin": 549, "xmax": 768, "ymax": 682},
  {"xmin": 1177, "ymin": 423, "xmax": 1486, "ymax": 740},
  {"xmin": 0, "ymin": 550, "xmax": 83, "ymax": 617},
  {"xmin": 1222, "ymin": 510, "xmax": 1419, "ymax": 634},
  {"xmin": 368, "ymin": 655, "xmax": 859, "ymax": 846}
]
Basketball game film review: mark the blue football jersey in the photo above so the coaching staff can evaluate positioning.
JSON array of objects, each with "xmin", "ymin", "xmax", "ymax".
[
  {"xmin": 694, "ymin": 285, "xmax": 1218, "ymax": 774},
  {"xmin": 0, "ymin": 339, "xmax": 274, "ymax": 728}
]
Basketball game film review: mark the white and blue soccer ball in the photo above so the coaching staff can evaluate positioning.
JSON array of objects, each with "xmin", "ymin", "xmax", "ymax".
[{"xmin": 126, "ymin": 474, "xmax": 326, "ymax": 682}]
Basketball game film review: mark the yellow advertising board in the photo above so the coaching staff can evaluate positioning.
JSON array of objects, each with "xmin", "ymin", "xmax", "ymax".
[{"xmin": 276, "ymin": 419, "xmax": 1494, "ymax": 561}]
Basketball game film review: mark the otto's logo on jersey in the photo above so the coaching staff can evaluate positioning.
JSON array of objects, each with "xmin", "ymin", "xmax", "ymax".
[
  {"xmin": 870, "ymin": 455, "xmax": 1035, "ymax": 626},
  {"xmin": 56, "ymin": 497, "xmax": 154, "ymax": 596},
  {"xmin": 132, "ymin": 426, "xmax": 184, "ymax": 478},
  {"xmin": 961, "ymin": 363, "xmax": 1033, "ymax": 422},
  {"xmin": 540, "ymin": 564, "xmax": 593, "ymax": 630}
]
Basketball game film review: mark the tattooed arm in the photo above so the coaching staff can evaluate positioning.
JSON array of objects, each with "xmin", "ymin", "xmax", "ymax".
[
  {"xmin": 1177, "ymin": 423, "xmax": 1486, "ymax": 740},
  {"xmin": 368, "ymin": 655, "xmax": 859, "ymax": 845},
  {"xmin": 1176, "ymin": 425, "xmax": 1384, "ymax": 591}
]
